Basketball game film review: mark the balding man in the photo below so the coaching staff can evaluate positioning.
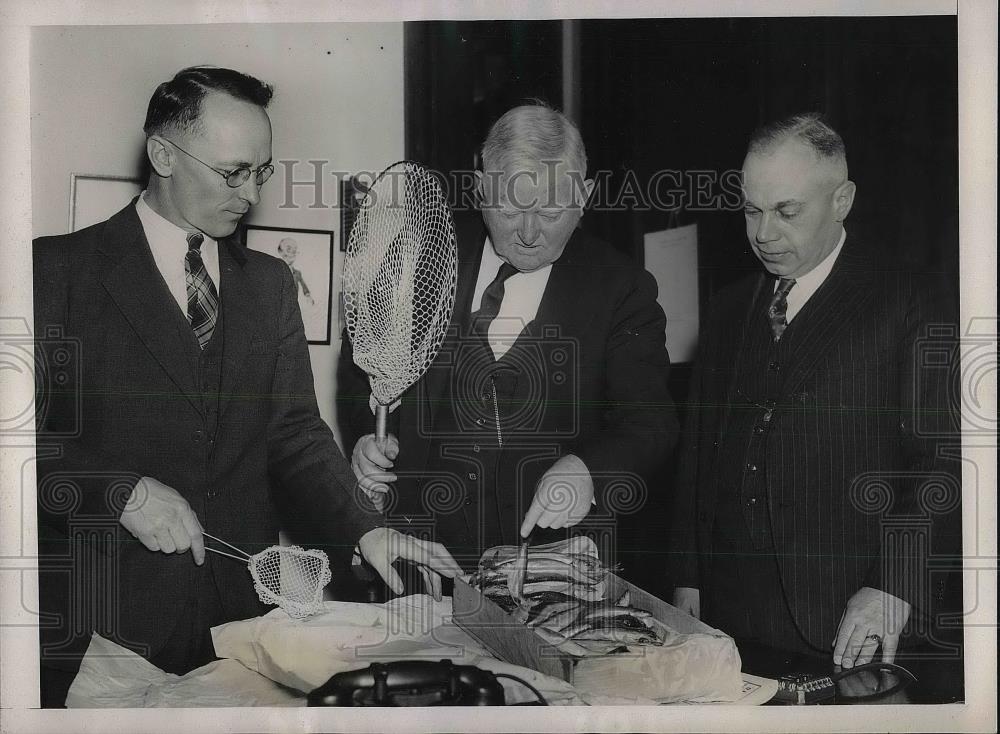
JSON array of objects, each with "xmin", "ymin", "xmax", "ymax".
[
  {"xmin": 339, "ymin": 103, "xmax": 678, "ymax": 585},
  {"xmin": 668, "ymin": 113, "xmax": 960, "ymax": 669}
]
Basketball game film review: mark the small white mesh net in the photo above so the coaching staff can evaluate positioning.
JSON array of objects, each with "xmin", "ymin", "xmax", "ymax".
[
  {"xmin": 248, "ymin": 545, "xmax": 331, "ymax": 619},
  {"xmin": 343, "ymin": 161, "xmax": 458, "ymax": 407}
]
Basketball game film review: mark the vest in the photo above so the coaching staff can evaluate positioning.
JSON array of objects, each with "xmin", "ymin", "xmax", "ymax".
[{"xmin": 713, "ymin": 281, "xmax": 805, "ymax": 552}]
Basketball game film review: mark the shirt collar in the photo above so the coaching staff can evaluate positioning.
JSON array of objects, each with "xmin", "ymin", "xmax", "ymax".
[
  {"xmin": 135, "ymin": 191, "xmax": 215, "ymax": 248},
  {"xmin": 790, "ymin": 227, "xmax": 846, "ymax": 293}
]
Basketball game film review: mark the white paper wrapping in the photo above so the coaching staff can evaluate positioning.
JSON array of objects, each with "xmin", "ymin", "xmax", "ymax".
[
  {"xmin": 211, "ymin": 594, "xmax": 647, "ymax": 705},
  {"xmin": 66, "ymin": 633, "xmax": 303, "ymax": 707},
  {"xmin": 570, "ymin": 626, "xmax": 744, "ymax": 704}
]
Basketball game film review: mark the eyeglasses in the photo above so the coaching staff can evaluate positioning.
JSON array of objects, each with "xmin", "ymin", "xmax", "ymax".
[{"xmin": 162, "ymin": 137, "xmax": 274, "ymax": 188}]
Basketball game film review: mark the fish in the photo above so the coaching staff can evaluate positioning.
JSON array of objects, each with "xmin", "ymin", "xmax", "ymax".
[
  {"xmin": 583, "ymin": 605, "xmax": 653, "ymax": 622},
  {"xmin": 526, "ymin": 600, "xmax": 581, "ymax": 629}
]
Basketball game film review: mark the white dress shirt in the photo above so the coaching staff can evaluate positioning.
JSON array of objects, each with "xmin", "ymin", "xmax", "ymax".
[
  {"xmin": 135, "ymin": 192, "xmax": 221, "ymax": 318},
  {"xmin": 781, "ymin": 228, "xmax": 846, "ymax": 323},
  {"xmin": 369, "ymin": 237, "xmax": 553, "ymax": 415},
  {"xmin": 472, "ymin": 238, "xmax": 552, "ymax": 360}
]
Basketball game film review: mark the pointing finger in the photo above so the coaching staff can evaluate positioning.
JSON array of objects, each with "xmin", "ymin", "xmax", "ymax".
[
  {"xmin": 181, "ymin": 512, "xmax": 205, "ymax": 565},
  {"xmin": 520, "ymin": 500, "xmax": 543, "ymax": 538}
]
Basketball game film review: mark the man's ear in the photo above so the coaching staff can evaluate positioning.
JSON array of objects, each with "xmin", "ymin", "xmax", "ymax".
[
  {"xmin": 146, "ymin": 136, "xmax": 174, "ymax": 178},
  {"xmin": 832, "ymin": 179, "xmax": 856, "ymax": 222}
]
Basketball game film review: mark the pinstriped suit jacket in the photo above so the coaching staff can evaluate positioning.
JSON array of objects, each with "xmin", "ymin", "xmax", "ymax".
[{"xmin": 668, "ymin": 240, "xmax": 961, "ymax": 650}]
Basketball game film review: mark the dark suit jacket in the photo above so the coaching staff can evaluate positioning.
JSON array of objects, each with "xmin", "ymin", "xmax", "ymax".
[
  {"xmin": 33, "ymin": 202, "xmax": 380, "ymax": 668},
  {"xmin": 339, "ymin": 212, "xmax": 679, "ymax": 567},
  {"xmin": 668, "ymin": 239, "xmax": 961, "ymax": 650}
]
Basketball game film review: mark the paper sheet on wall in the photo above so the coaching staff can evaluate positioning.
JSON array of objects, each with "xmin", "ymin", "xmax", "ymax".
[{"xmin": 643, "ymin": 224, "xmax": 699, "ymax": 364}]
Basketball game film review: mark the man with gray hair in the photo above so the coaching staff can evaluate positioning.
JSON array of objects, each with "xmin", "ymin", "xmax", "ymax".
[
  {"xmin": 668, "ymin": 113, "xmax": 960, "ymax": 669},
  {"xmin": 340, "ymin": 103, "xmax": 678, "ymax": 588}
]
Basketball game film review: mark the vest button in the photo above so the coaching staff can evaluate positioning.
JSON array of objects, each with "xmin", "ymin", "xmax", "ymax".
[
  {"xmin": 473, "ymin": 444, "xmax": 481, "ymax": 453},
  {"xmin": 193, "ymin": 430, "xmax": 205, "ymax": 443},
  {"xmin": 475, "ymin": 418, "xmax": 485, "ymax": 426},
  {"xmin": 468, "ymin": 472, "xmax": 478, "ymax": 481},
  {"xmin": 768, "ymin": 361, "xmax": 779, "ymax": 371}
]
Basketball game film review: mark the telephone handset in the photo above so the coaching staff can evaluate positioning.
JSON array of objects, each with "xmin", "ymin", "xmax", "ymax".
[{"xmin": 307, "ymin": 659, "xmax": 507, "ymax": 706}]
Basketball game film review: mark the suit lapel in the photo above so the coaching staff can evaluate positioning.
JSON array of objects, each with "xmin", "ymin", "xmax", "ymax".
[
  {"xmin": 774, "ymin": 244, "xmax": 877, "ymax": 409},
  {"xmin": 419, "ymin": 212, "xmax": 486, "ymax": 410},
  {"xmin": 402, "ymin": 214, "xmax": 485, "ymax": 505},
  {"xmin": 96, "ymin": 204, "xmax": 203, "ymax": 415},
  {"xmin": 216, "ymin": 237, "xmax": 258, "ymax": 420},
  {"xmin": 525, "ymin": 234, "xmax": 582, "ymax": 341}
]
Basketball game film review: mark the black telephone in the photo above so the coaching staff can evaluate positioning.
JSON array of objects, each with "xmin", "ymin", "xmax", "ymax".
[{"xmin": 307, "ymin": 659, "xmax": 507, "ymax": 706}]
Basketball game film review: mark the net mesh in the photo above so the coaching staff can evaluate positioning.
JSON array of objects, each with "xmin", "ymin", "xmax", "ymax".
[
  {"xmin": 343, "ymin": 161, "xmax": 458, "ymax": 406},
  {"xmin": 248, "ymin": 545, "xmax": 331, "ymax": 619}
]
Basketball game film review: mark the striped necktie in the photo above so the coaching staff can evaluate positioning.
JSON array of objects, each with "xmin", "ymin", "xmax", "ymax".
[
  {"xmin": 184, "ymin": 232, "xmax": 219, "ymax": 349},
  {"xmin": 767, "ymin": 277, "xmax": 796, "ymax": 341}
]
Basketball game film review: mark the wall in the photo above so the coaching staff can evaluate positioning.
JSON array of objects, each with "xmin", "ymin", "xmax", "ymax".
[{"xmin": 30, "ymin": 23, "xmax": 405, "ymax": 446}]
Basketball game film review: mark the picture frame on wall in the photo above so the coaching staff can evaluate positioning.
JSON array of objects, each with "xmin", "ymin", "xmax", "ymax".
[
  {"xmin": 243, "ymin": 225, "xmax": 335, "ymax": 345},
  {"xmin": 69, "ymin": 173, "xmax": 143, "ymax": 232}
]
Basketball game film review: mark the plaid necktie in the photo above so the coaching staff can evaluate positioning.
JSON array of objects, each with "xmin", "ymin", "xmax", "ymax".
[
  {"xmin": 184, "ymin": 232, "xmax": 219, "ymax": 349},
  {"xmin": 473, "ymin": 262, "xmax": 518, "ymax": 339},
  {"xmin": 767, "ymin": 277, "xmax": 796, "ymax": 341}
]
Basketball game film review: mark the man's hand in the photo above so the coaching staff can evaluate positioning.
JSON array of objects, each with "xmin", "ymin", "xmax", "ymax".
[
  {"xmin": 351, "ymin": 433, "xmax": 399, "ymax": 511},
  {"xmin": 357, "ymin": 527, "xmax": 463, "ymax": 601},
  {"xmin": 120, "ymin": 476, "xmax": 205, "ymax": 565},
  {"xmin": 519, "ymin": 454, "xmax": 594, "ymax": 537},
  {"xmin": 833, "ymin": 586, "xmax": 911, "ymax": 668},
  {"xmin": 673, "ymin": 587, "xmax": 701, "ymax": 618}
]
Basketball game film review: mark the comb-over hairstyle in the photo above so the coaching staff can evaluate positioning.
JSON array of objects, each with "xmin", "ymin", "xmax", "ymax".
[
  {"xmin": 481, "ymin": 102, "xmax": 588, "ymax": 177},
  {"xmin": 143, "ymin": 66, "xmax": 273, "ymax": 137},
  {"xmin": 747, "ymin": 112, "xmax": 846, "ymax": 161}
]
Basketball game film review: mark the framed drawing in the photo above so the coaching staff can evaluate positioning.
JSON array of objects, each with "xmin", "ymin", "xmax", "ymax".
[
  {"xmin": 243, "ymin": 225, "xmax": 335, "ymax": 345},
  {"xmin": 69, "ymin": 173, "xmax": 143, "ymax": 232}
]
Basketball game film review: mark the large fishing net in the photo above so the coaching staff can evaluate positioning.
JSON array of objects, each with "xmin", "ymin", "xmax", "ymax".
[{"xmin": 343, "ymin": 161, "xmax": 458, "ymax": 414}]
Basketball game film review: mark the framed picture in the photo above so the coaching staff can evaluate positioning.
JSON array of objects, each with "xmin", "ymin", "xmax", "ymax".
[
  {"xmin": 243, "ymin": 225, "xmax": 335, "ymax": 345},
  {"xmin": 69, "ymin": 173, "xmax": 143, "ymax": 232}
]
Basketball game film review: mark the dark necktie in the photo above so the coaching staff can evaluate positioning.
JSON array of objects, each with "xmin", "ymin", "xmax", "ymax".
[
  {"xmin": 473, "ymin": 262, "xmax": 518, "ymax": 339},
  {"xmin": 184, "ymin": 232, "xmax": 219, "ymax": 349},
  {"xmin": 767, "ymin": 277, "xmax": 796, "ymax": 341}
]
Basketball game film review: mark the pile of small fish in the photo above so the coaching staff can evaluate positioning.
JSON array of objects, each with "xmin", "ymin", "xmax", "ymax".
[{"xmin": 469, "ymin": 540, "xmax": 664, "ymax": 649}]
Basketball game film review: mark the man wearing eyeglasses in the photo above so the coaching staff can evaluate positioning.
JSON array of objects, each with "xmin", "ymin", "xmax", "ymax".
[{"xmin": 32, "ymin": 66, "xmax": 460, "ymax": 706}]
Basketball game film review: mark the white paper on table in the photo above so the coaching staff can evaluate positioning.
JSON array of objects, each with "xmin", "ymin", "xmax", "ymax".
[
  {"xmin": 211, "ymin": 595, "xmax": 595, "ymax": 705},
  {"xmin": 643, "ymin": 224, "xmax": 699, "ymax": 364},
  {"xmin": 677, "ymin": 673, "xmax": 779, "ymax": 705},
  {"xmin": 65, "ymin": 633, "xmax": 304, "ymax": 708}
]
